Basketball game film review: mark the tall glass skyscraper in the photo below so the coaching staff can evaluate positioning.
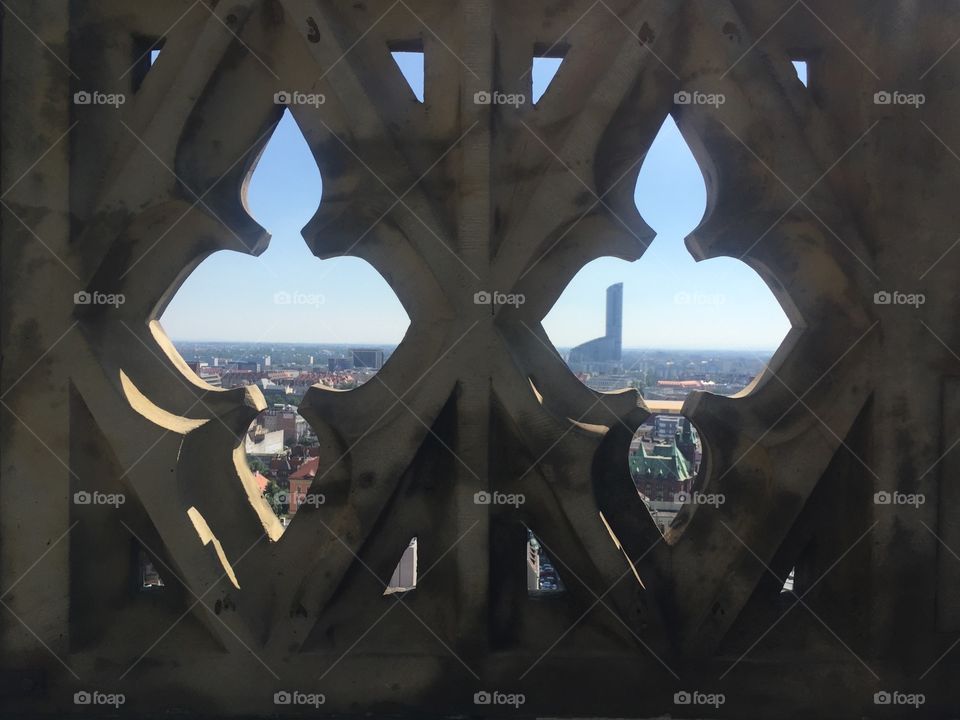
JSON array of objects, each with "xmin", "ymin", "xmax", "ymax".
[
  {"xmin": 605, "ymin": 282, "xmax": 623, "ymax": 361},
  {"xmin": 568, "ymin": 282, "xmax": 623, "ymax": 369}
]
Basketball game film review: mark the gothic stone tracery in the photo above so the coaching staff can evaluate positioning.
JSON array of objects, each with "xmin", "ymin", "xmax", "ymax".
[{"xmin": 2, "ymin": 1, "xmax": 960, "ymax": 717}]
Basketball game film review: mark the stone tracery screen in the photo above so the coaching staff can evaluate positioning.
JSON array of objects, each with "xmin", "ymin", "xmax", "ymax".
[{"xmin": 2, "ymin": 1, "xmax": 960, "ymax": 717}]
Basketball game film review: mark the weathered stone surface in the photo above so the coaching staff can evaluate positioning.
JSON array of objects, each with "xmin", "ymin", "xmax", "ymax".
[{"xmin": 2, "ymin": 1, "xmax": 960, "ymax": 717}]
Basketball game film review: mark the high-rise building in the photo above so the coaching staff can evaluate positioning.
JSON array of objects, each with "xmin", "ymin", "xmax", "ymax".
[
  {"xmin": 605, "ymin": 282, "xmax": 623, "ymax": 360},
  {"xmin": 675, "ymin": 417, "xmax": 702, "ymax": 473},
  {"xmin": 328, "ymin": 357, "xmax": 352, "ymax": 371},
  {"xmin": 350, "ymin": 348, "xmax": 384, "ymax": 370},
  {"xmin": 263, "ymin": 405, "xmax": 308, "ymax": 445},
  {"xmin": 567, "ymin": 282, "xmax": 623, "ymax": 371}
]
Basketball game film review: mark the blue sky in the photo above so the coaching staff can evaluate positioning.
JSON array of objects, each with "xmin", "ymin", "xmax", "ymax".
[{"xmin": 160, "ymin": 56, "xmax": 800, "ymax": 351}]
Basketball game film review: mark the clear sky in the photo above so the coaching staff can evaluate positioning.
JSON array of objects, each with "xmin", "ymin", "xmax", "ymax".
[{"xmin": 160, "ymin": 56, "xmax": 799, "ymax": 351}]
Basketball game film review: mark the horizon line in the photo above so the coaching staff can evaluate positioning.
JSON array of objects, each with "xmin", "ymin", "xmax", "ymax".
[{"xmin": 169, "ymin": 339, "xmax": 779, "ymax": 353}]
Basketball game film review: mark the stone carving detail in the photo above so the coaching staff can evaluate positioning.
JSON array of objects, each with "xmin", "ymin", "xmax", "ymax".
[{"xmin": 3, "ymin": 1, "xmax": 960, "ymax": 717}]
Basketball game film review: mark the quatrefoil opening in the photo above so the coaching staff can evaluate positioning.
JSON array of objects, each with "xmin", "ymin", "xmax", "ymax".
[{"xmin": 154, "ymin": 109, "xmax": 411, "ymax": 537}]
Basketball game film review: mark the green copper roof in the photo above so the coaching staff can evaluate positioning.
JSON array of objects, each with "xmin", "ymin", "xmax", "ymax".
[{"xmin": 629, "ymin": 440, "xmax": 693, "ymax": 482}]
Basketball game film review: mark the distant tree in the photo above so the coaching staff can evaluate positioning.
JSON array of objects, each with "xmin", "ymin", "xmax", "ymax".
[
  {"xmin": 263, "ymin": 478, "xmax": 286, "ymax": 515},
  {"xmin": 248, "ymin": 458, "xmax": 268, "ymax": 475}
]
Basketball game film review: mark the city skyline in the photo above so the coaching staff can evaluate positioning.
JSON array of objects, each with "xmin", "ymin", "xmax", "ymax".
[
  {"xmin": 172, "ymin": 340, "xmax": 769, "ymax": 406},
  {"xmin": 170, "ymin": 339, "xmax": 782, "ymax": 352}
]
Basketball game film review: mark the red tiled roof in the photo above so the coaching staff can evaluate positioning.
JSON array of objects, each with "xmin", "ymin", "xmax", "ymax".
[
  {"xmin": 289, "ymin": 456, "xmax": 319, "ymax": 480},
  {"xmin": 253, "ymin": 471, "xmax": 269, "ymax": 493}
]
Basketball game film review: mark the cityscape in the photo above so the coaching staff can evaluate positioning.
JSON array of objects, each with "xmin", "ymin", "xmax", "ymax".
[{"xmin": 172, "ymin": 282, "xmax": 775, "ymax": 587}]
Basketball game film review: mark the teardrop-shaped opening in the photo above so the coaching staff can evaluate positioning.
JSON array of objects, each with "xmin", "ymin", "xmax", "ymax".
[
  {"xmin": 244, "ymin": 404, "xmax": 321, "ymax": 528},
  {"xmin": 631, "ymin": 414, "xmax": 703, "ymax": 536}
]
